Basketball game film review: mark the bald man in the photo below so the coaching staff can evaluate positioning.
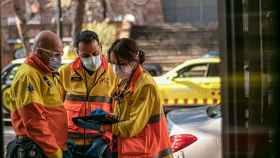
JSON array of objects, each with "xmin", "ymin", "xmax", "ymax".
[{"xmin": 7, "ymin": 31, "xmax": 69, "ymax": 158}]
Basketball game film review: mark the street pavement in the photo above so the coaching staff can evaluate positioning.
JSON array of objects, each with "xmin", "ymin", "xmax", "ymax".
[{"xmin": 3, "ymin": 125, "xmax": 15, "ymax": 148}]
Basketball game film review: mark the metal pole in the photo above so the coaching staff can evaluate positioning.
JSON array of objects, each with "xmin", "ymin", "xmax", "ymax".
[
  {"xmin": 0, "ymin": 73, "xmax": 4, "ymax": 156},
  {"xmin": 200, "ymin": 0, "xmax": 203, "ymax": 24},
  {"xmin": 0, "ymin": 102, "xmax": 3, "ymax": 158},
  {"xmin": 57, "ymin": 0, "xmax": 63, "ymax": 39},
  {"xmin": 0, "ymin": 17, "xmax": 4, "ymax": 158},
  {"xmin": 0, "ymin": 5, "xmax": 4, "ymax": 154}
]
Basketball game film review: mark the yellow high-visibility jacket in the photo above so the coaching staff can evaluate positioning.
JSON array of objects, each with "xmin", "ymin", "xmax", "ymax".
[
  {"xmin": 59, "ymin": 56, "xmax": 117, "ymax": 144},
  {"xmin": 10, "ymin": 55, "xmax": 68, "ymax": 158},
  {"xmin": 112, "ymin": 65, "xmax": 173, "ymax": 158}
]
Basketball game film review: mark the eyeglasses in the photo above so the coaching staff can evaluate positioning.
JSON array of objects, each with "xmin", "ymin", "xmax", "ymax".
[
  {"xmin": 113, "ymin": 62, "xmax": 137, "ymax": 72},
  {"xmin": 37, "ymin": 47, "xmax": 63, "ymax": 57}
]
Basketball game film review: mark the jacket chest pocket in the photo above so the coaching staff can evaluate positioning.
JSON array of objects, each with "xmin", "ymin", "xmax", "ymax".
[
  {"xmin": 69, "ymin": 81, "xmax": 86, "ymax": 93},
  {"xmin": 64, "ymin": 102, "xmax": 84, "ymax": 131},
  {"xmin": 89, "ymin": 80, "xmax": 113, "ymax": 96}
]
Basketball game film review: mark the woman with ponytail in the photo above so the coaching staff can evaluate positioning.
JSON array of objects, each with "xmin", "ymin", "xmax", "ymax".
[{"xmin": 108, "ymin": 38, "xmax": 173, "ymax": 158}]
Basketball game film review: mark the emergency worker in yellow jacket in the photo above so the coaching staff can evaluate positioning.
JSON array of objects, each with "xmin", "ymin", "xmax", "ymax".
[
  {"xmin": 8, "ymin": 31, "xmax": 68, "ymax": 158},
  {"xmin": 108, "ymin": 38, "xmax": 173, "ymax": 158},
  {"xmin": 59, "ymin": 30, "xmax": 117, "ymax": 154}
]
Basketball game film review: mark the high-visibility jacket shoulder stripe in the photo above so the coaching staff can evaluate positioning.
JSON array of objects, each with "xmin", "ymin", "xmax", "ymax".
[
  {"xmin": 65, "ymin": 94, "xmax": 112, "ymax": 104},
  {"xmin": 148, "ymin": 113, "xmax": 164, "ymax": 124}
]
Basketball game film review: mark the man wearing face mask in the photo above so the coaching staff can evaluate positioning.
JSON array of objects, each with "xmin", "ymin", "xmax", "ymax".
[
  {"xmin": 58, "ymin": 30, "xmax": 117, "ymax": 157},
  {"xmin": 7, "ymin": 31, "xmax": 68, "ymax": 158}
]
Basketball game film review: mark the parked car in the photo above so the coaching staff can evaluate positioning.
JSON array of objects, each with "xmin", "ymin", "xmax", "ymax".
[
  {"xmin": 153, "ymin": 55, "xmax": 221, "ymax": 107},
  {"xmin": 143, "ymin": 63, "xmax": 163, "ymax": 76},
  {"xmin": 167, "ymin": 106, "xmax": 222, "ymax": 158}
]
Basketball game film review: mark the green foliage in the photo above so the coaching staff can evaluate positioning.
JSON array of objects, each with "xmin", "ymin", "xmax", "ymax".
[{"xmin": 83, "ymin": 21, "xmax": 117, "ymax": 55}]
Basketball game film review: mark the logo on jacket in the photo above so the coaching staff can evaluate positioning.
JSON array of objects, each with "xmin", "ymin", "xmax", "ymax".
[
  {"xmin": 71, "ymin": 73, "xmax": 83, "ymax": 81},
  {"xmin": 43, "ymin": 76, "xmax": 52, "ymax": 87},
  {"xmin": 27, "ymin": 83, "xmax": 34, "ymax": 92}
]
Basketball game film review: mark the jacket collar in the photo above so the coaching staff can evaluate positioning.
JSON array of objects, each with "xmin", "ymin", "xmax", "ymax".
[
  {"xmin": 25, "ymin": 54, "xmax": 53, "ymax": 75},
  {"xmin": 128, "ymin": 65, "xmax": 143, "ymax": 93}
]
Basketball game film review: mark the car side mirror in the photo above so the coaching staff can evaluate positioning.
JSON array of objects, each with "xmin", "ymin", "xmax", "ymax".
[{"xmin": 207, "ymin": 106, "xmax": 221, "ymax": 118}]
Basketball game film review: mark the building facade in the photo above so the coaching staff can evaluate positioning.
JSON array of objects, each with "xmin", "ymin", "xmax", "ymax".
[{"xmin": 1, "ymin": 0, "xmax": 219, "ymax": 69}]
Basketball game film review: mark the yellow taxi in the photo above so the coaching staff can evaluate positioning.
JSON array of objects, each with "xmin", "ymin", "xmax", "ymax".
[{"xmin": 154, "ymin": 55, "xmax": 221, "ymax": 108}]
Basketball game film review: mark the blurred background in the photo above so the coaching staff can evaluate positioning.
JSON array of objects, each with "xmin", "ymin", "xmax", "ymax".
[
  {"xmin": 1, "ymin": 0, "xmax": 218, "ymax": 71},
  {"xmin": 1, "ymin": 0, "xmax": 279, "ymax": 158}
]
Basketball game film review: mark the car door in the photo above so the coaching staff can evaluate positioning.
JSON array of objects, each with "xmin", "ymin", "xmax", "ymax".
[
  {"xmin": 206, "ymin": 63, "xmax": 221, "ymax": 91},
  {"xmin": 173, "ymin": 62, "xmax": 220, "ymax": 90},
  {"xmin": 2, "ymin": 63, "xmax": 21, "ymax": 111}
]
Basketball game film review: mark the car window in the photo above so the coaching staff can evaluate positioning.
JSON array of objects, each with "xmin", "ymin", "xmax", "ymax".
[
  {"xmin": 1, "ymin": 70, "xmax": 9, "ymax": 82},
  {"xmin": 207, "ymin": 63, "xmax": 220, "ymax": 77},
  {"xmin": 177, "ymin": 64, "xmax": 209, "ymax": 77},
  {"xmin": 4, "ymin": 64, "xmax": 20, "ymax": 85}
]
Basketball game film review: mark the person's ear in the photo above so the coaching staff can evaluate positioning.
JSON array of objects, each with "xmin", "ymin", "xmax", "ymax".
[
  {"xmin": 36, "ymin": 49, "xmax": 43, "ymax": 57},
  {"xmin": 37, "ymin": 50, "xmax": 49, "ymax": 62}
]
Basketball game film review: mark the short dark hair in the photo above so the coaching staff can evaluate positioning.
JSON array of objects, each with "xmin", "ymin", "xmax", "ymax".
[{"xmin": 74, "ymin": 30, "xmax": 99, "ymax": 48}]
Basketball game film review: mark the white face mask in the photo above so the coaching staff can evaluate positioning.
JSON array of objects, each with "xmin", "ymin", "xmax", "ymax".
[
  {"xmin": 81, "ymin": 55, "xmax": 101, "ymax": 71},
  {"xmin": 112, "ymin": 63, "xmax": 135, "ymax": 79}
]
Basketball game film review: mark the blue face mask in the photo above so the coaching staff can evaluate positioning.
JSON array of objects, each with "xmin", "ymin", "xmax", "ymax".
[
  {"xmin": 81, "ymin": 55, "xmax": 101, "ymax": 71},
  {"xmin": 37, "ymin": 47, "xmax": 62, "ymax": 71}
]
